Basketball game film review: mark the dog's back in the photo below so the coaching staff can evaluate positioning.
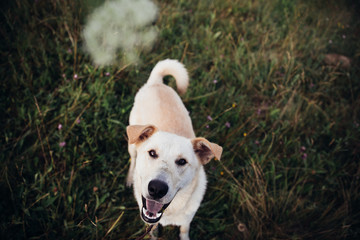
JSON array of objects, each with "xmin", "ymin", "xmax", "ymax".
[{"xmin": 129, "ymin": 59, "xmax": 195, "ymax": 139}]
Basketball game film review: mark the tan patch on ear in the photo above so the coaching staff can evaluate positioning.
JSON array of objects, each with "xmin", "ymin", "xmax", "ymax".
[
  {"xmin": 192, "ymin": 138, "xmax": 223, "ymax": 165},
  {"xmin": 126, "ymin": 125, "xmax": 158, "ymax": 144}
]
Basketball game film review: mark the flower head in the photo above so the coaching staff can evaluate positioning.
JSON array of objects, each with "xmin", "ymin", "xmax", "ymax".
[
  {"xmin": 59, "ymin": 141, "xmax": 66, "ymax": 148},
  {"xmin": 225, "ymin": 122, "xmax": 231, "ymax": 128},
  {"xmin": 58, "ymin": 124, "xmax": 62, "ymax": 130},
  {"xmin": 207, "ymin": 115, "xmax": 213, "ymax": 121},
  {"xmin": 83, "ymin": 0, "xmax": 158, "ymax": 65}
]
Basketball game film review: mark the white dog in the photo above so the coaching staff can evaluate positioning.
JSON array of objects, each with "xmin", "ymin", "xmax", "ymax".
[{"xmin": 126, "ymin": 59, "xmax": 222, "ymax": 240}]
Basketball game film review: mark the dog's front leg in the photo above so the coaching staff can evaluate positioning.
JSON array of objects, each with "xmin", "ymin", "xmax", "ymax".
[
  {"xmin": 126, "ymin": 144, "xmax": 137, "ymax": 187},
  {"xmin": 179, "ymin": 224, "xmax": 190, "ymax": 240}
]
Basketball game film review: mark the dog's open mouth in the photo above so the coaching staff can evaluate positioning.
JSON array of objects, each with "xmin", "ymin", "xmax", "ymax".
[{"xmin": 141, "ymin": 196, "xmax": 170, "ymax": 224}]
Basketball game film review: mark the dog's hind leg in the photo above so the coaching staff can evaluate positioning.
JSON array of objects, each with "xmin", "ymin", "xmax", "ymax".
[
  {"xmin": 126, "ymin": 143, "xmax": 137, "ymax": 187},
  {"xmin": 179, "ymin": 224, "xmax": 190, "ymax": 240}
]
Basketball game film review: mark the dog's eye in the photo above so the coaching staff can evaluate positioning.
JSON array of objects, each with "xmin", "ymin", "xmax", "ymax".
[
  {"xmin": 148, "ymin": 150, "xmax": 158, "ymax": 158},
  {"xmin": 175, "ymin": 158, "xmax": 187, "ymax": 166}
]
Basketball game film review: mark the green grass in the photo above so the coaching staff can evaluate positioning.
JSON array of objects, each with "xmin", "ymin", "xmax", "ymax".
[{"xmin": 1, "ymin": 0, "xmax": 360, "ymax": 239}]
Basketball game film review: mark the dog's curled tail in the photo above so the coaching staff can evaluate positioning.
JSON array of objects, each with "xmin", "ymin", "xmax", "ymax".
[{"xmin": 147, "ymin": 59, "xmax": 189, "ymax": 95}]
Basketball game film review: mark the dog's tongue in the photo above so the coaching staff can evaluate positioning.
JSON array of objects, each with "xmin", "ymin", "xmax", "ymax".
[{"xmin": 146, "ymin": 199, "xmax": 164, "ymax": 214}]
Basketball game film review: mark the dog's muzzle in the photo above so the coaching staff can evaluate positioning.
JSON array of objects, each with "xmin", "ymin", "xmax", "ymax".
[{"xmin": 141, "ymin": 179, "xmax": 171, "ymax": 224}]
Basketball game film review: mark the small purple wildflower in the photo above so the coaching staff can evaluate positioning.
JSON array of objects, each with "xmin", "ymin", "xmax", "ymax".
[
  {"xmin": 302, "ymin": 153, "xmax": 308, "ymax": 160},
  {"xmin": 300, "ymin": 146, "xmax": 306, "ymax": 152},
  {"xmin": 58, "ymin": 124, "xmax": 62, "ymax": 130},
  {"xmin": 206, "ymin": 125, "xmax": 210, "ymax": 129},
  {"xmin": 225, "ymin": 122, "xmax": 231, "ymax": 128},
  {"xmin": 59, "ymin": 141, "xmax": 66, "ymax": 148},
  {"xmin": 76, "ymin": 119, "xmax": 81, "ymax": 124},
  {"xmin": 207, "ymin": 115, "xmax": 213, "ymax": 121},
  {"xmin": 105, "ymin": 72, "xmax": 110, "ymax": 76},
  {"xmin": 275, "ymin": 71, "xmax": 285, "ymax": 77},
  {"xmin": 73, "ymin": 74, "xmax": 78, "ymax": 79},
  {"xmin": 213, "ymin": 79, "xmax": 218, "ymax": 84},
  {"xmin": 67, "ymin": 48, "xmax": 72, "ymax": 54},
  {"xmin": 255, "ymin": 140, "xmax": 260, "ymax": 146}
]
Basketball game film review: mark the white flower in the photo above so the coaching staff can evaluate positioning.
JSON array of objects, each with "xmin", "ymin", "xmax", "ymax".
[{"xmin": 83, "ymin": 0, "xmax": 158, "ymax": 66}]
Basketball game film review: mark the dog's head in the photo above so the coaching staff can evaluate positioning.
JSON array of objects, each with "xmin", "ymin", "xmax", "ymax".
[{"xmin": 127, "ymin": 124, "xmax": 222, "ymax": 224}]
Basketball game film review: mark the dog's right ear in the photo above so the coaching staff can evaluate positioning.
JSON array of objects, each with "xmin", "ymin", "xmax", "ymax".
[
  {"xmin": 192, "ymin": 138, "xmax": 223, "ymax": 165},
  {"xmin": 126, "ymin": 125, "xmax": 158, "ymax": 144}
]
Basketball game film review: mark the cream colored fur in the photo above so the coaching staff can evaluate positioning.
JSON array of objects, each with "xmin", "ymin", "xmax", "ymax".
[{"xmin": 126, "ymin": 59, "xmax": 222, "ymax": 240}]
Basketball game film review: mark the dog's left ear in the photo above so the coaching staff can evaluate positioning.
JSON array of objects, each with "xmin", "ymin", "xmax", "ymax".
[
  {"xmin": 192, "ymin": 138, "xmax": 223, "ymax": 165},
  {"xmin": 127, "ymin": 125, "xmax": 158, "ymax": 144}
]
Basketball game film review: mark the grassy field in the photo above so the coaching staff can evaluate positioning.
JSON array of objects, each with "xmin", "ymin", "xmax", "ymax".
[{"xmin": 1, "ymin": 0, "xmax": 360, "ymax": 239}]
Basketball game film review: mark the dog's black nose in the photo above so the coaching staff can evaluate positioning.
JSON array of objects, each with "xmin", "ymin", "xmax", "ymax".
[{"xmin": 148, "ymin": 180, "xmax": 168, "ymax": 199}]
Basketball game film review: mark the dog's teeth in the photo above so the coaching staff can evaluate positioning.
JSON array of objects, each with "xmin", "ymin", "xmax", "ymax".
[{"xmin": 142, "ymin": 206, "xmax": 163, "ymax": 220}]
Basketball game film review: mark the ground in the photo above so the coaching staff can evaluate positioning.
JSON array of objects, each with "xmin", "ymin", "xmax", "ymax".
[{"xmin": 0, "ymin": 0, "xmax": 359, "ymax": 239}]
